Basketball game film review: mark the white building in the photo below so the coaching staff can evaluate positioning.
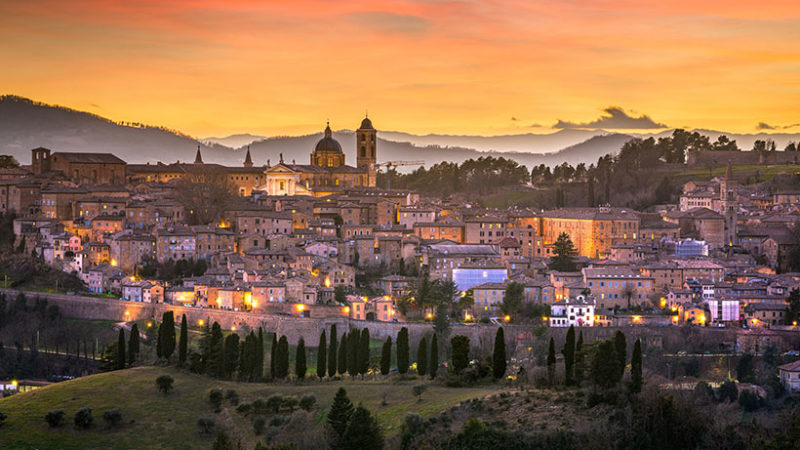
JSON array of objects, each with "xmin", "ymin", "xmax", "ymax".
[
  {"xmin": 778, "ymin": 360, "xmax": 800, "ymax": 393},
  {"xmin": 707, "ymin": 298, "xmax": 739, "ymax": 323},
  {"xmin": 549, "ymin": 297, "xmax": 595, "ymax": 327}
]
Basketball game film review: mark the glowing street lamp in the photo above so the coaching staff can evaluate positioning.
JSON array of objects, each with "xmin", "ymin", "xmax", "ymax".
[
  {"xmin": 503, "ymin": 315, "xmax": 511, "ymax": 323},
  {"xmin": 198, "ymin": 319, "xmax": 204, "ymax": 326}
]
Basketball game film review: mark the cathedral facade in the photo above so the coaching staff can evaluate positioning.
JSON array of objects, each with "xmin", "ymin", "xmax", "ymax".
[{"xmin": 263, "ymin": 117, "xmax": 377, "ymax": 196}]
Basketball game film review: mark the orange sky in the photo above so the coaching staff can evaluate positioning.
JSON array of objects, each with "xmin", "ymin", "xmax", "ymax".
[{"xmin": 2, "ymin": 0, "xmax": 800, "ymax": 137}]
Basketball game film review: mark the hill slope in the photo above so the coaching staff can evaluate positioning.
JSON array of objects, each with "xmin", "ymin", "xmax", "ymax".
[{"xmin": 0, "ymin": 366, "xmax": 499, "ymax": 449}]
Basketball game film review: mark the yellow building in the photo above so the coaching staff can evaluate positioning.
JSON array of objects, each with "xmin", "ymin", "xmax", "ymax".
[{"xmin": 538, "ymin": 207, "xmax": 640, "ymax": 258}]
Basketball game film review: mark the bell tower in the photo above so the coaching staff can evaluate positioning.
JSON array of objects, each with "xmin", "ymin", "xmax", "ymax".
[
  {"xmin": 721, "ymin": 162, "xmax": 737, "ymax": 247},
  {"xmin": 356, "ymin": 115, "xmax": 377, "ymax": 187},
  {"xmin": 31, "ymin": 147, "xmax": 51, "ymax": 175}
]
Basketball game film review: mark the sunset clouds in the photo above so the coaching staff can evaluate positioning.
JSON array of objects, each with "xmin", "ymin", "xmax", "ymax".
[{"xmin": 1, "ymin": 0, "xmax": 799, "ymax": 136}]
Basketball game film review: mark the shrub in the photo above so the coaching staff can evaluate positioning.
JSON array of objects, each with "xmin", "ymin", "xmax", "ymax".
[
  {"xmin": 413, "ymin": 384, "xmax": 427, "ymax": 402},
  {"xmin": 253, "ymin": 416, "xmax": 267, "ymax": 435},
  {"xmin": 45, "ymin": 410, "xmax": 65, "ymax": 427},
  {"xmin": 269, "ymin": 414, "xmax": 288, "ymax": 427},
  {"xmin": 252, "ymin": 398, "xmax": 270, "ymax": 415},
  {"xmin": 102, "ymin": 409, "xmax": 123, "ymax": 427},
  {"xmin": 236, "ymin": 403, "xmax": 252, "ymax": 414},
  {"xmin": 197, "ymin": 417, "xmax": 215, "ymax": 434},
  {"xmin": 299, "ymin": 394, "xmax": 316, "ymax": 411},
  {"xmin": 717, "ymin": 380, "xmax": 738, "ymax": 403},
  {"xmin": 74, "ymin": 407, "xmax": 93, "ymax": 429},
  {"xmin": 0, "ymin": 412, "xmax": 6, "ymax": 427},
  {"xmin": 155, "ymin": 375, "xmax": 174, "ymax": 394},
  {"xmin": 281, "ymin": 395, "xmax": 298, "ymax": 411},
  {"xmin": 738, "ymin": 390, "xmax": 763, "ymax": 412},
  {"xmin": 404, "ymin": 413, "xmax": 423, "ymax": 434},
  {"xmin": 209, "ymin": 389, "xmax": 223, "ymax": 412},
  {"xmin": 266, "ymin": 394, "xmax": 283, "ymax": 413},
  {"xmin": 225, "ymin": 389, "xmax": 239, "ymax": 406}
]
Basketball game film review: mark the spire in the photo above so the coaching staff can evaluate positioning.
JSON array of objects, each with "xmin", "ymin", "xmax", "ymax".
[
  {"xmin": 324, "ymin": 121, "xmax": 332, "ymax": 139},
  {"xmin": 244, "ymin": 145, "xmax": 253, "ymax": 168},
  {"xmin": 194, "ymin": 145, "xmax": 203, "ymax": 164}
]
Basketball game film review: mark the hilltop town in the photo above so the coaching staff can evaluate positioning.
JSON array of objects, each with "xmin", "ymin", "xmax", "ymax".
[{"xmin": 1, "ymin": 117, "xmax": 799, "ymax": 339}]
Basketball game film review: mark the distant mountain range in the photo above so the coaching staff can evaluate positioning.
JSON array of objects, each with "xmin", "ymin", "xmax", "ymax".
[{"xmin": 2, "ymin": 95, "xmax": 799, "ymax": 171}]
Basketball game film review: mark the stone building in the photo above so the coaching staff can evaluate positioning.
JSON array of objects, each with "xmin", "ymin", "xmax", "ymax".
[{"xmin": 31, "ymin": 148, "xmax": 126, "ymax": 185}]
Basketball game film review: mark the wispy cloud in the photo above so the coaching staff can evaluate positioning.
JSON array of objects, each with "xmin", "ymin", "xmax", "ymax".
[
  {"xmin": 757, "ymin": 121, "xmax": 800, "ymax": 130},
  {"xmin": 348, "ymin": 11, "xmax": 429, "ymax": 35},
  {"xmin": 554, "ymin": 106, "xmax": 667, "ymax": 130}
]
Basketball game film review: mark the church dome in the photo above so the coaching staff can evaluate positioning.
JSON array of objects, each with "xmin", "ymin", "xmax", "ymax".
[
  {"xmin": 359, "ymin": 117, "xmax": 374, "ymax": 130},
  {"xmin": 315, "ymin": 123, "xmax": 343, "ymax": 153}
]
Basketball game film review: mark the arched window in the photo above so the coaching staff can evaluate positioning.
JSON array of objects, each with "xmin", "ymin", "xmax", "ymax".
[
  {"xmin": 360, "ymin": 147, "xmax": 366, "ymax": 157},
  {"xmin": 335, "ymin": 178, "xmax": 339, "ymax": 186}
]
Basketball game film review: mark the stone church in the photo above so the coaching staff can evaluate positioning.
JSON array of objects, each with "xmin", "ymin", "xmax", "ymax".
[{"xmin": 263, "ymin": 117, "xmax": 377, "ymax": 196}]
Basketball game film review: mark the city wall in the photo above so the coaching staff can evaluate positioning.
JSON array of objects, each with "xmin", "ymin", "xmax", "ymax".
[{"xmin": 3, "ymin": 289, "xmax": 798, "ymax": 357}]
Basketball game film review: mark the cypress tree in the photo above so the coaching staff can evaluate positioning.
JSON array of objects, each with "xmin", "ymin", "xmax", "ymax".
[
  {"xmin": 296, "ymin": 337, "xmax": 307, "ymax": 379},
  {"xmin": 630, "ymin": 338, "xmax": 643, "ymax": 393},
  {"xmin": 128, "ymin": 323, "xmax": 140, "ymax": 365},
  {"xmin": 547, "ymin": 337, "xmax": 556, "ymax": 383},
  {"xmin": 208, "ymin": 322, "xmax": 224, "ymax": 378},
  {"xmin": 178, "ymin": 314, "xmax": 187, "ymax": 366},
  {"xmin": 450, "ymin": 335, "xmax": 470, "ymax": 373},
  {"xmin": 417, "ymin": 336, "xmax": 428, "ymax": 376},
  {"xmin": 429, "ymin": 333, "xmax": 438, "ymax": 380},
  {"xmin": 328, "ymin": 324, "xmax": 338, "ymax": 377},
  {"xmin": 223, "ymin": 334, "xmax": 239, "ymax": 379},
  {"xmin": 116, "ymin": 328, "xmax": 126, "ymax": 370},
  {"xmin": 493, "ymin": 327, "xmax": 506, "ymax": 380},
  {"xmin": 239, "ymin": 332, "xmax": 253, "ymax": 381},
  {"xmin": 614, "ymin": 330, "xmax": 627, "ymax": 382},
  {"xmin": 397, "ymin": 327, "xmax": 409, "ymax": 374},
  {"xmin": 327, "ymin": 387, "xmax": 354, "ymax": 437},
  {"xmin": 380, "ymin": 336, "xmax": 392, "ymax": 375},
  {"xmin": 592, "ymin": 339, "xmax": 620, "ymax": 389},
  {"xmin": 277, "ymin": 335, "xmax": 289, "ymax": 379},
  {"xmin": 161, "ymin": 311, "xmax": 176, "ymax": 360},
  {"xmin": 576, "ymin": 330, "xmax": 583, "ymax": 353},
  {"xmin": 359, "ymin": 328, "xmax": 370, "ymax": 375},
  {"xmin": 563, "ymin": 325, "xmax": 576, "ymax": 385},
  {"xmin": 270, "ymin": 333, "xmax": 277, "ymax": 379},
  {"xmin": 347, "ymin": 330, "xmax": 359, "ymax": 376},
  {"xmin": 156, "ymin": 321, "xmax": 163, "ymax": 359},
  {"xmin": 575, "ymin": 331, "xmax": 587, "ymax": 385},
  {"xmin": 337, "ymin": 332, "xmax": 348, "ymax": 375},
  {"xmin": 256, "ymin": 328, "xmax": 264, "ymax": 380},
  {"xmin": 317, "ymin": 330, "xmax": 327, "ymax": 379}
]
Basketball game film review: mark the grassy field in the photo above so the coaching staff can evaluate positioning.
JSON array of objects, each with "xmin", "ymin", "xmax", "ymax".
[
  {"xmin": 0, "ymin": 365, "xmax": 502, "ymax": 449},
  {"xmin": 674, "ymin": 163, "xmax": 798, "ymax": 183}
]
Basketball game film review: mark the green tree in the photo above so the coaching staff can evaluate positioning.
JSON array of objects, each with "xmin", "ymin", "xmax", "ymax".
[
  {"xmin": 574, "ymin": 331, "xmax": 587, "ymax": 385},
  {"xmin": 397, "ymin": 327, "xmax": 409, "ymax": 374},
  {"xmin": 327, "ymin": 387, "xmax": 354, "ymax": 437},
  {"xmin": 296, "ymin": 337, "xmax": 307, "ymax": 379},
  {"xmin": 127, "ymin": 323, "xmax": 140, "ymax": 365},
  {"xmin": 338, "ymin": 331, "xmax": 348, "ymax": 375},
  {"xmin": 591, "ymin": 339, "xmax": 621, "ymax": 389},
  {"xmin": 270, "ymin": 333, "xmax": 277, "ymax": 379},
  {"xmin": 276, "ymin": 335, "xmax": 289, "ymax": 379},
  {"xmin": 317, "ymin": 330, "xmax": 327, "ymax": 379},
  {"xmin": 212, "ymin": 430, "xmax": 237, "ymax": 450},
  {"xmin": 785, "ymin": 288, "xmax": 800, "ymax": 325},
  {"xmin": 429, "ymin": 333, "xmax": 439, "ymax": 380},
  {"xmin": 549, "ymin": 232, "xmax": 578, "ymax": 272},
  {"xmin": 547, "ymin": 337, "xmax": 556, "ymax": 384},
  {"xmin": 359, "ymin": 328, "xmax": 370, "ymax": 375},
  {"xmin": 380, "ymin": 336, "xmax": 392, "ymax": 375},
  {"xmin": 417, "ymin": 336, "xmax": 428, "ymax": 376},
  {"xmin": 562, "ymin": 325, "xmax": 575, "ymax": 385},
  {"xmin": 0, "ymin": 155, "xmax": 20, "ymax": 168},
  {"xmin": 207, "ymin": 322, "xmax": 224, "ymax": 378},
  {"xmin": 159, "ymin": 311, "xmax": 176, "ymax": 360},
  {"xmin": 223, "ymin": 334, "xmax": 239, "ymax": 379},
  {"xmin": 347, "ymin": 330, "xmax": 359, "ymax": 376},
  {"xmin": 433, "ymin": 303, "xmax": 450, "ymax": 337},
  {"xmin": 328, "ymin": 324, "xmax": 338, "ymax": 377},
  {"xmin": 736, "ymin": 353, "xmax": 755, "ymax": 383},
  {"xmin": 255, "ymin": 328, "xmax": 264, "ymax": 380},
  {"xmin": 178, "ymin": 314, "xmax": 187, "ymax": 366},
  {"xmin": 339, "ymin": 405, "xmax": 384, "ymax": 450},
  {"xmin": 614, "ymin": 330, "xmax": 627, "ymax": 382},
  {"xmin": 155, "ymin": 374, "xmax": 174, "ymax": 394},
  {"xmin": 450, "ymin": 335, "xmax": 470, "ymax": 373},
  {"xmin": 500, "ymin": 282, "xmax": 524, "ymax": 317},
  {"xmin": 115, "ymin": 328, "xmax": 126, "ymax": 370},
  {"xmin": 654, "ymin": 176, "xmax": 673, "ymax": 204},
  {"xmin": 334, "ymin": 285, "xmax": 347, "ymax": 304},
  {"xmin": 493, "ymin": 327, "xmax": 506, "ymax": 380},
  {"xmin": 630, "ymin": 338, "xmax": 643, "ymax": 393}
]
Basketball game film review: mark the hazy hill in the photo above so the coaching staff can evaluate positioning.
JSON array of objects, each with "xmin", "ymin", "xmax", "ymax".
[
  {"xmin": 0, "ymin": 96, "xmax": 238, "ymax": 165},
  {"xmin": 201, "ymin": 133, "xmax": 266, "ymax": 148},
  {"xmin": 379, "ymin": 128, "xmax": 605, "ymax": 153}
]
